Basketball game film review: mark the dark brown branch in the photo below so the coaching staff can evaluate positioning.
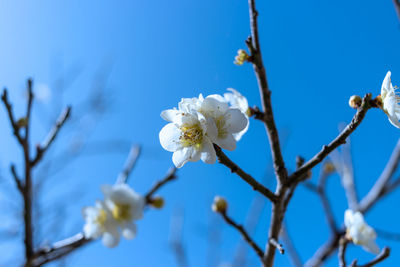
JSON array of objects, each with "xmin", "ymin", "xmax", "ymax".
[
  {"xmin": 214, "ymin": 145, "xmax": 277, "ymax": 202},
  {"xmin": 1, "ymin": 89, "xmax": 24, "ymax": 145},
  {"xmin": 32, "ymin": 233, "xmax": 90, "ymax": 267},
  {"xmin": 352, "ymin": 247, "xmax": 390, "ymax": 267},
  {"xmin": 219, "ymin": 211, "xmax": 264, "ymax": 261},
  {"xmin": 144, "ymin": 167, "xmax": 177, "ymax": 203},
  {"xmin": 116, "ymin": 145, "xmax": 141, "ymax": 184},
  {"xmin": 338, "ymin": 237, "xmax": 349, "ymax": 267},
  {"xmin": 10, "ymin": 164, "xmax": 23, "ymax": 192},
  {"xmin": 317, "ymin": 170, "xmax": 338, "ymax": 233},
  {"xmin": 358, "ymin": 138, "xmax": 400, "ymax": 213},
  {"xmin": 288, "ymin": 94, "xmax": 372, "ymax": 186},
  {"xmin": 31, "ymin": 107, "xmax": 72, "ymax": 167},
  {"xmin": 247, "ymin": 0, "xmax": 287, "ymax": 186},
  {"xmin": 393, "ymin": 0, "xmax": 400, "ymax": 21}
]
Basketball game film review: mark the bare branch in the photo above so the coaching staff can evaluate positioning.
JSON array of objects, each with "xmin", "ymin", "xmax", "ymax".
[
  {"xmin": 1, "ymin": 89, "xmax": 24, "ymax": 145},
  {"xmin": 144, "ymin": 167, "xmax": 177, "ymax": 203},
  {"xmin": 116, "ymin": 145, "xmax": 141, "ymax": 184},
  {"xmin": 338, "ymin": 237, "xmax": 349, "ymax": 267},
  {"xmin": 247, "ymin": 0, "xmax": 287, "ymax": 185},
  {"xmin": 304, "ymin": 233, "xmax": 342, "ymax": 267},
  {"xmin": 31, "ymin": 107, "xmax": 72, "ymax": 167},
  {"xmin": 353, "ymin": 247, "xmax": 390, "ymax": 267},
  {"xmin": 393, "ymin": 0, "xmax": 400, "ymax": 21},
  {"xmin": 269, "ymin": 238, "xmax": 284, "ymax": 255},
  {"xmin": 218, "ymin": 210, "xmax": 264, "ymax": 261},
  {"xmin": 358, "ymin": 138, "xmax": 400, "ymax": 213},
  {"xmin": 214, "ymin": 145, "xmax": 277, "ymax": 202},
  {"xmin": 10, "ymin": 164, "xmax": 23, "ymax": 192},
  {"xmin": 288, "ymin": 94, "xmax": 373, "ymax": 186}
]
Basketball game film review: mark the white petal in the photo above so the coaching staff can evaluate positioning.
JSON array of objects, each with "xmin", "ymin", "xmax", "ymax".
[
  {"xmin": 172, "ymin": 147, "xmax": 191, "ymax": 168},
  {"xmin": 203, "ymin": 117, "xmax": 218, "ymax": 142},
  {"xmin": 161, "ymin": 109, "xmax": 179, "ymax": 122},
  {"xmin": 352, "ymin": 212, "xmax": 365, "ymax": 228},
  {"xmin": 121, "ymin": 222, "xmax": 137, "ymax": 240},
  {"xmin": 200, "ymin": 139, "xmax": 216, "ymax": 164},
  {"xmin": 344, "ymin": 209, "xmax": 353, "ymax": 228},
  {"xmin": 102, "ymin": 229, "xmax": 120, "ymax": 248},
  {"xmin": 225, "ymin": 108, "xmax": 248, "ymax": 133},
  {"xmin": 83, "ymin": 222, "xmax": 102, "ymax": 239},
  {"xmin": 159, "ymin": 123, "xmax": 182, "ymax": 152},
  {"xmin": 363, "ymin": 240, "xmax": 380, "ymax": 255},
  {"xmin": 188, "ymin": 149, "xmax": 201, "ymax": 162},
  {"xmin": 381, "ymin": 71, "xmax": 392, "ymax": 95},
  {"xmin": 201, "ymin": 96, "xmax": 229, "ymax": 116},
  {"xmin": 233, "ymin": 121, "xmax": 249, "ymax": 141},
  {"xmin": 387, "ymin": 113, "xmax": 400, "ymax": 128},
  {"xmin": 217, "ymin": 134, "xmax": 236, "ymax": 151}
]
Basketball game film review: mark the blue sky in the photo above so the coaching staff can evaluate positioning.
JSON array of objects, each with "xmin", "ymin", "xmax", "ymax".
[{"xmin": 0, "ymin": 0, "xmax": 399, "ymax": 266}]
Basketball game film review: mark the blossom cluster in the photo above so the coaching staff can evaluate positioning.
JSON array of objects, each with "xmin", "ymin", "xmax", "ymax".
[
  {"xmin": 82, "ymin": 183, "xmax": 145, "ymax": 248},
  {"xmin": 159, "ymin": 89, "xmax": 250, "ymax": 168},
  {"xmin": 379, "ymin": 71, "xmax": 400, "ymax": 128},
  {"xmin": 344, "ymin": 209, "xmax": 380, "ymax": 254}
]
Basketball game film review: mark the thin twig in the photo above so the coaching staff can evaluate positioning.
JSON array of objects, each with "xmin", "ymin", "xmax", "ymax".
[
  {"xmin": 246, "ymin": 0, "xmax": 287, "ymax": 186},
  {"xmin": 1, "ymin": 89, "xmax": 24, "ymax": 144},
  {"xmin": 116, "ymin": 145, "xmax": 141, "ymax": 184},
  {"xmin": 31, "ymin": 107, "xmax": 72, "ymax": 167},
  {"xmin": 393, "ymin": 0, "xmax": 400, "ymax": 22},
  {"xmin": 355, "ymin": 247, "xmax": 390, "ymax": 267},
  {"xmin": 10, "ymin": 164, "xmax": 23, "ymax": 192},
  {"xmin": 269, "ymin": 238, "xmax": 284, "ymax": 255},
  {"xmin": 288, "ymin": 94, "xmax": 373, "ymax": 186},
  {"xmin": 214, "ymin": 145, "xmax": 277, "ymax": 202},
  {"xmin": 219, "ymin": 211, "xmax": 264, "ymax": 261},
  {"xmin": 144, "ymin": 167, "xmax": 177, "ymax": 203},
  {"xmin": 358, "ymin": 138, "xmax": 400, "ymax": 213},
  {"xmin": 338, "ymin": 237, "xmax": 348, "ymax": 267}
]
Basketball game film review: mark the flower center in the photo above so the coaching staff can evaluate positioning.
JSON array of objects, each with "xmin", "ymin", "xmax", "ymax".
[
  {"xmin": 112, "ymin": 203, "xmax": 131, "ymax": 222},
  {"xmin": 215, "ymin": 116, "xmax": 228, "ymax": 139},
  {"xmin": 95, "ymin": 209, "xmax": 108, "ymax": 226},
  {"xmin": 180, "ymin": 124, "xmax": 203, "ymax": 148}
]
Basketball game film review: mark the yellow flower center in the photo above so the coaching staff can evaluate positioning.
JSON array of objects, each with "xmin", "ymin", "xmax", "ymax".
[
  {"xmin": 215, "ymin": 116, "xmax": 228, "ymax": 139},
  {"xmin": 180, "ymin": 124, "xmax": 203, "ymax": 148},
  {"xmin": 112, "ymin": 203, "xmax": 131, "ymax": 222},
  {"xmin": 95, "ymin": 209, "xmax": 107, "ymax": 226}
]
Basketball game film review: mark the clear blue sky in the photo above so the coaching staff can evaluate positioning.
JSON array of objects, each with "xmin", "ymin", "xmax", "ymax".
[{"xmin": 0, "ymin": 0, "xmax": 399, "ymax": 266}]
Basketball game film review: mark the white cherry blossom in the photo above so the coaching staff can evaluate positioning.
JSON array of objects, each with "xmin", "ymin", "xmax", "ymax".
[
  {"xmin": 160, "ymin": 98, "xmax": 218, "ymax": 168},
  {"xmin": 380, "ymin": 71, "xmax": 400, "ymax": 128},
  {"xmin": 344, "ymin": 209, "xmax": 380, "ymax": 254},
  {"xmin": 224, "ymin": 88, "xmax": 249, "ymax": 140}
]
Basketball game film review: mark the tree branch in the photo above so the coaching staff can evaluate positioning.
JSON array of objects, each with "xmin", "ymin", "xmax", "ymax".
[
  {"xmin": 214, "ymin": 145, "xmax": 277, "ymax": 202},
  {"xmin": 358, "ymin": 138, "xmax": 400, "ymax": 213},
  {"xmin": 393, "ymin": 0, "xmax": 400, "ymax": 22},
  {"xmin": 352, "ymin": 247, "xmax": 390, "ymax": 267},
  {"xmin": 219, "ymin": 210, "xmax": 265, "ymax": 261},
  {"xmin": 288, "ymin": 94, "xmax": 373, "ymax": 186},
  {"xmin": 338, "ymin": 237, "xmax": 349, "ymax": 267},
  {"xmin": 116, "ymin": 145, "xmax": 141, "ymax": 184},
  {"xmin": 1, "ymin": 89, "xmax": 24, "ymax": 145},
  {"xmin": 144, "ymin": 167, "xmax": 177, "ymax": 203},
  {"xmin": 31, "ymin": 107, "xmax": 72, "ymax": 167},
  {"xmin": 246, "ymin": 0, "xmax": 287, "ymax": 186}
]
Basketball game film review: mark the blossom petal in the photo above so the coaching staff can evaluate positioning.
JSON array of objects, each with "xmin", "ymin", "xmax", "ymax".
[
  {"xmin": 102, "ymin": 228, "xmax": 120, "ymax": 248},
  {"xmin": 121, "ymin": 222, "xmax": 137, "ymax": 240},
  {"xmin": 200, "ymin": 139, "xmax": 216, "ymax": 164},
  {"xmin": 159, "ymin": 123, "xmax": 182, "ymax": 152},
  {"xmin": 217, "ymin": 134, "xmax": 236, "ymax": 151},
  {"xmin": 381, "ymin": 71, "xmax": 392, "ymax": 95},
  {"xmin": 161, "ymin": 109, "xmax": 179, "ymax": 122},
  {"xmin": 363, "ymin": 240, "xmax": 380, "ymax": 255},
  {"xmin": 172, "ymin": 147, "xmax": 191, "ymax": 168},
  {"xmin": 225, "ymin": 108, "xmax": 248, "ymax": 133}
]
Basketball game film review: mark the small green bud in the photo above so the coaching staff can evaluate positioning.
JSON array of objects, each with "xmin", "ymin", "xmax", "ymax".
[{"xmin": 212, "ymin": 196, "xmax": 228, "ymax": 213}]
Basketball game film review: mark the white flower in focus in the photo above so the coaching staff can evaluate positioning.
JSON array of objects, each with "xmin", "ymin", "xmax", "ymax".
[
  {"xmin": 344, "ymin": 209, "xmax": 380, "ymax": 254},
  {"xmin": 102, "ymin": 184, "xmax": 145, "ymax": 240},
  {"xmin": 224, "ymin": 88, "xmax": 250, "ymax": 140},
  {"xmin": 82, "ymin": 201, "xmax": 120, "ymax": 248},
  {"xmin": 198, "ymin": 94, "xmax": 247, "ymax": 150},
  {"xmin": 380, "ymin": 71, "xmax": 400, "ymax": 128},
  {"xmin": 159, "ymin": 98, "xmax": 218, "ymax": 168}
]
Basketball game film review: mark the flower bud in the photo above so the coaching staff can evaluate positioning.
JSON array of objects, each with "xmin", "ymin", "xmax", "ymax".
[
  {"xmin": 234, "ymin": 49, "xmax": 249, "ymax": 65},
  {"xmin": 323, "ymin": 162, "xmax": 335, "ymax": 174},
  {"xmin": 17, "ymin": 117, "xmax": 28, "ymax": 128},
  {"xmin": 150, "ymin": 196, "xmax": 164, "ymax": 209},
  {"xmin": 212, "ymin": 196, "xmax": 228, "ymax": 213},
  {"xmin": 348, "ymin": 95, "xmax": 362, "ymax": 109}
]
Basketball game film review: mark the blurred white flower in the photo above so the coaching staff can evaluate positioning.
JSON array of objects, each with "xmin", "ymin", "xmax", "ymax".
[
  {"xmin": 344, "ymin": 209, "xmax": 380, "ymax": 254},
  {"xmin": 82, "ymin": 201, "xmax": 120, "ymax": 248},
  {"xmin": 380, "ymin": 71, "xmax": 400, "ymax": 128},
  {"xmin": 198, "ymin": 94, "xmax": 247, "ymax": 150},
  {"xmin": 35, "ymin": 83, "xmax": 52, "ymax": 103},
  {"xmin": 224, "ymin": 88, "xmax": 249, "ymax": 140},
  {"xmin": 159, "ymin": 97, "xmax": 218, "ymax": 168},
  {"xmin": 102, "ymin": 184, "xmax": 145, "ymax": 240}
]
